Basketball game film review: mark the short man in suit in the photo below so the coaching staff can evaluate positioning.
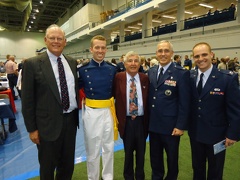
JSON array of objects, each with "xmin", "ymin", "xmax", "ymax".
[
  {"xmin": 188, "ymin": 42, "xmax": 240, "ymax": 180},
  {"xmin": 21, "ymin": 24, "xmax": 79, "ymax": 180},
  {"xmin": 184, "ymin": 55, "xmax": 192, "ymax": 70},
  {"xmin": 114, "ymin": 51, "xmax": 149, "ymax": 180},
  {"xmin": 116, "ymin": 54, "xmax": 126, "ymax": 72},
  {"xmin": 148, "ymin": 40, "xmax": 190, "ymax": 180}
]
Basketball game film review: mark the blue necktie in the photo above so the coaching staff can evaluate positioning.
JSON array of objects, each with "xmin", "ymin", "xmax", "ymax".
[{"xmin": 57, "ymin": 57, "xmax": 70, "ymax": 111}]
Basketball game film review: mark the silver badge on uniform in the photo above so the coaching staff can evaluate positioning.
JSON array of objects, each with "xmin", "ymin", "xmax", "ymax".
[{"xmin": 165, "ymin": 89, "xmax": 172, "ymax": 96}]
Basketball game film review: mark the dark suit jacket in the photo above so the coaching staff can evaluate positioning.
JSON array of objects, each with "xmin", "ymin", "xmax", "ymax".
[
  {"xmin": 188, "ymin": 68, "xmax": 240, "ymax": 144},
  {"xmin": 114, "ymin": 72, "xmax": 149, "ymax": 139},
  {"xmin": 148, "ymin": 62, "xmax": 190, "ymax": 135},
  {"xmin": 21, "ymin": 52, "xmax": 79, "ymax": 141}
]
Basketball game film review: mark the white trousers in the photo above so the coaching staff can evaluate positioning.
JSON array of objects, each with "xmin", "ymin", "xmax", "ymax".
[{"xmin": 83, "ymin": 106, "xmax": 114, "ymax": 180}]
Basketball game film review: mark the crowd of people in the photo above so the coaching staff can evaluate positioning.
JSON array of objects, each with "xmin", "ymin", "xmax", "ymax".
[{"xmin": 1, "ymin": 24, "xmax": 239, "ymax": 180}]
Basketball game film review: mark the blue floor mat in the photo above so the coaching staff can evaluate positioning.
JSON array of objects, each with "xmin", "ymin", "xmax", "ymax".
[{"xmin": 0, "ymin": 99, "xmax": 124, "ymax": 180}]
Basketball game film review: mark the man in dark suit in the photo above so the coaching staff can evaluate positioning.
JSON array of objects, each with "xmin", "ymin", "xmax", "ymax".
[
  {"xmin": 148, "ymin": 40, "xmax": 190, "ymax": 180},
  {"xmin": 188, "ymin": 42, "xmax": 240, "ymax": 180},
  {"xmin": 21, "ymin": 24, "xmax": 79, "ymax": 180},
  {"xmin": 184, "ymin": 55, "xmax": 192, "ymax": 70},
  {"xmin": 114, "ymin": 51, "xmax": 149, "ymax": 180}
]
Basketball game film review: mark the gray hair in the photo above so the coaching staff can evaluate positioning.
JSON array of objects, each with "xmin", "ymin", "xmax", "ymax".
[{"xmin": 123, "ymin": 51, "xmax": 140, "ymax": 62}]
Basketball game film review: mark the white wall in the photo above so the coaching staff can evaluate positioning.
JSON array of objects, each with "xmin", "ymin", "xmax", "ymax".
[{"xmin": 0, "ymin": 32, "xmax": 45, "ymax": 63}]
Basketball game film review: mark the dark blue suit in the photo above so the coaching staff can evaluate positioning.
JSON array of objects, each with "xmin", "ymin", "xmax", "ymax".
[
  {"xmin": 148, "ymin": 62, "xmax": 190, "ymax": 180},
  {"xmin": 188, "ymin": 67, "xmax": 240, "ymax": 180}
]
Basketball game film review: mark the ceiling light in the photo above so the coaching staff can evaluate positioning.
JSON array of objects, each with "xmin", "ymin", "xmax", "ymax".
[
  {"xmin": 29, "ymin": 25, "xmax": 32, "ymax": 28},
  {"xmin": 199, "ymin": 3, "xmax": 213, "ymax": 9},
  {"xmin": 124, "ymin": 29, "xmax": 131, "ymax": 32},
  {"xmin": 152, "ymin": 19, "xmax": 162, "ymax": 23},
  {"xmin": 162, "ymin": 15, "xmax": 176, "ymax": 19},
  {"xmin": 137, "ymin": 23, "xmax": 142, "ymax": 26},
  {"xmin": 31, "ymin": 21, "xmax": 34, "ymax": 24},
  {"xmin": 0, "ymin": 26, "xmax": 5, "ymax": 31},
  {"xmin": 185, "ymin": 11, "xmax": 193, "ymax": 14},
  {"xmin": 40, "ymin": 0, "xmax": 43, "ymax": 4},
  {"xmin": 128, "ymin": 26, "xmax": 140, "ymax": 29}
]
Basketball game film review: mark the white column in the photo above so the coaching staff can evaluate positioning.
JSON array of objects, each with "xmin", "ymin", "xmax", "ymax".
[
  {"xmin": 119, "ymin": 21, "xmax": 125, "ymax": 43},
  {"xmin": 142, "ymin": 11, "xmax": 152, "ymax": 38},
  {"xmin": 176, "ymin": 0, "xmax": 185, "ymax": 31}
]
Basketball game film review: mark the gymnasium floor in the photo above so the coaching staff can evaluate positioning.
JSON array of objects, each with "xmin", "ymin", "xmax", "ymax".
[{"xmin": 0, "ymin": 99, "xmax": 124, "ymax": 180}]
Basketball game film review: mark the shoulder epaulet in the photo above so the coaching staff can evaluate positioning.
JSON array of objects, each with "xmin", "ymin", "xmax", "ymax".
[
  {"xmin": 218, "ymin": 69, "xmax": 234, "ymax": 76},
  {"xmin": 174, "ymin": 65, "xmax": 186, "ymax": 71},
  {"xmin": 106, "ymin": 61, "xmax": 117, "ymax": 66}
]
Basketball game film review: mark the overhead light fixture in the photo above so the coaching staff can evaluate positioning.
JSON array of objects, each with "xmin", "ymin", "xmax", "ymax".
[
  {"xmin": 185, "ymin": 11, "xmax": 193, "ymax": 14},
  {"xmin": 40, "ymin": 0, "xmax": 43, "ymax": 4},
  {"xmin": 162, "ymin": 15, "xmax": 176, "ymax": 19},
  {"xmin": 137, "ymin": 23, "xmax": 142, "ymax": 26},
  {"xmin": 128, "ymin": 26, "xmax": 140, "ymax": 29},
  {"xmin": 152, "ymin": 19, "xmax": 162, "ymax": 23},
  {"xmin": 0, "ymin": 26, "xmax": 5, "ymax": 31},
  {"xmin": 124, "ymin": 29, "xmax": 131, "ymax": 32},
  {"xmin": 199, "ymin": 3, "xmax": 213, "ymax": 9}
]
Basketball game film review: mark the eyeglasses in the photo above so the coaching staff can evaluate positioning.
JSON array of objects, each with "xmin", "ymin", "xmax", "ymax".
[{"xmin": 47, "ymin": 37, "xmax": 64, "ymax": 42}]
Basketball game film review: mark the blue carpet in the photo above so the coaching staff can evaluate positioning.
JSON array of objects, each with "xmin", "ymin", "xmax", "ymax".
[{"xmin": 0, "ymin": 99, "xmax": 124, "ymax": 180}]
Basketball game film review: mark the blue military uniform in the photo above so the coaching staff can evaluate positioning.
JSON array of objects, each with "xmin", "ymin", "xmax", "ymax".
[
  {"xmin": 188, "ymin": 67, "xmax": 240, "ymax": 179},
  {"xmin": 78, "ymin": 59, "xmax": 116, "ymax": 99},
  {"xmin": 78, "ymin": 58, "xmax": 117, "ymax": 180},
  {"xmin": 148, "ymin": 62, "xmax": 190, "ymax": 180}
]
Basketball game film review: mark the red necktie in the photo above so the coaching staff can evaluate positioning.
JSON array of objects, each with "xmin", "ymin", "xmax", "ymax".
[{"xmin": 57, "ymin": 57, "xmax": 70, "ymax": 111}]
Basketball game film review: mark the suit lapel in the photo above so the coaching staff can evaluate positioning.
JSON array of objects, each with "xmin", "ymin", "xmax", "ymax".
[
  {"xmin": 40, "ymin": 52, "xmax": 62, "ymax": 105},
  {"xmin": 157, "ymin": 63, "xmax": 174, "ymax": 87},
  {"xmin": 139, "ymin": 73, "xmax": 148, "ymax": 107},
  {"xmin": 191, "ymin": 70, "xmax": 199, "ymax": 96},
  {"xmin": 120, "ymin": 72, "xmax": 127, "ymax": 111},
  {"xmin": 200, "ymin": 68, "xmax": 217, "ymax": 98}
]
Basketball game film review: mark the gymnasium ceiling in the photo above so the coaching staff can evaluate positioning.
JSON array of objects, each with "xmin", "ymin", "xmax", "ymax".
[{"xmin": 0, "ymin": 0, "xmax": 237, "ymax": 33}]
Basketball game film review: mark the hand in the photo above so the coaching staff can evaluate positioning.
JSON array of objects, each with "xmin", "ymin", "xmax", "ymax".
[
  {"xmin": 172, "ymin": 128, "xmax": 184, "ymax": 136},
  {"xmin": 225, "ymin": 138, "xmax": 236, "ymax": 147},
  {"xmin": 29, "ymin": 130, "xmax": 40, "ymax": 145}
]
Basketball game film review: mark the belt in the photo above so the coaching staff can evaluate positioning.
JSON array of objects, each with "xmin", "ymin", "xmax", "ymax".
[{"xmin": 85, "ymin": 97, "xmax": 119, "ymax": 140}]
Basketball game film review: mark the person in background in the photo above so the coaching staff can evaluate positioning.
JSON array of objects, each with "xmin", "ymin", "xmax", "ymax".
[
  {"xmin": 150, "ymin": 58, "xmax": 159, "ymax": 67},
  {"xmin": 0, "ymin": 61, "xmax": 6, "ymax": 73},
  {"xmin": 111, "ymin": 58, "xmax": 117, "ymax": 65},
  {"xmin": 78, "ymin": 35, "xmax": 117, "ymax": 180},
  {"xmin": 16, "ymin": 58, "xmax": 26, "ymax": 98},
  {"xmin": 188, "ymin": 42, "xmax": 240, "ymax": 180},
  {"xmin": 140, "ymin": 56, "xmax": 149, "ymax": 73},
  {"xmin": 21, "ymin": 24, "xmax": 79, "ymax": 180},
  {"xmin": 183, "ymin": 55, "xmax": 192, "ymax": 70},
  {"xmin": 218, "ymin": 57, "xmax": 227, "ymax": 70},
  {"xmin": 116, "ymin": 54, "xmax": 126, "ymax": 72},
  {"xmin": 148, "ymin": 40, "xmax": 190, "ymax": 180},
  {"xmin": 114, "ymin": 51, "xmax": 149, "ymax": 180},
  {"xmin": 173, "ymin": 55, "xmax": 182, "ymax": 67},
  {"xmin": 212, "ymin": 58, "xmax": 218, "ymax": 68},
  {"xmin": 4, "ymin": 55, "xmax": 19, "ymax": 100}
]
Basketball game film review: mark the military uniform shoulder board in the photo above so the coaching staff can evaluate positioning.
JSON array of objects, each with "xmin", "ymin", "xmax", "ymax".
[
  {"xmin": 174, "ymin": 65, "xmax": 185, "ymax": 71},
  {"xmin": 218, "ymin": 69, "xmax": 234, "ymax": 76}
]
